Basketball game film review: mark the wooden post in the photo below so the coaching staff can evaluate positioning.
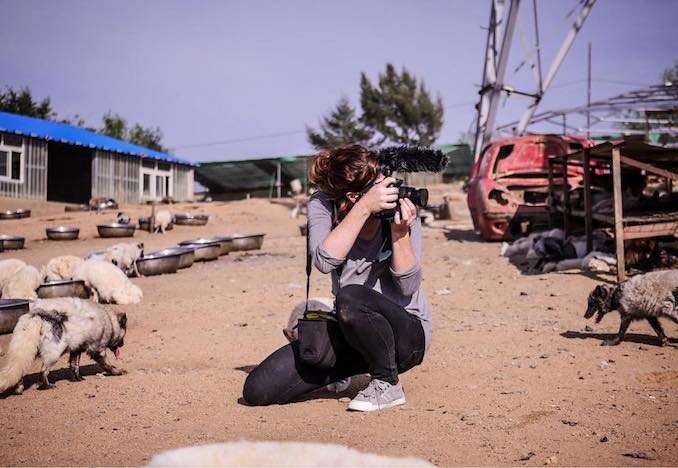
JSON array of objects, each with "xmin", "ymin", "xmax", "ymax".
[
  {"xmin": 612, "ymin": 147, "xmax": 625, "ymax": 282},
  {"xmin": 583, "ymin": 147, "xmax": 592, "ymax": 253},
  {"xmin": 562, "ymin": 156, "xmax": 570, "ymax": 237},
  {"xmin": 150, "ymin": 201, "xmax": 156, "ymax": 234}
]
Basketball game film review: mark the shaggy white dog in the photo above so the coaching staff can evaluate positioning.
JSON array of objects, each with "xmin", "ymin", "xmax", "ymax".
[
  {"xmin": 72, "ymin": 259, "xmax": 143, "ymax": 304},
  {"xmin": 84, "ymin": 243, "xmax": 143, "ymax": 277},
  {"xmin": 154, "ymin": 210, "xmax": 172, "ymax": 233},
  {"xmin": 0, "ymin": 259, "xmax": 27, "ymax": 289},
  {"xmin": 41, "ymin": 255, "xmax": 84, "ymax": 282},
  {"xmin": 2, "ymin": 265, "xmax": 41, "ymax": 299},
  {"xmin": 106, "ymin": 243, "xmax": 144, "ymax": 276},
  {"xmin": 147, "ymin": 441, "xmax": 431, "ymax": 467}
]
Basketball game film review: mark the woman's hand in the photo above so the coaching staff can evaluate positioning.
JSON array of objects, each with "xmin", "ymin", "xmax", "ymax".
[
  {"xmin": 355, "ymin": 177, "xmax": 399, "ymax": 215},
  {"xmin": 391, "ymin": 197, "xmax": 416, "ymax": 239}
]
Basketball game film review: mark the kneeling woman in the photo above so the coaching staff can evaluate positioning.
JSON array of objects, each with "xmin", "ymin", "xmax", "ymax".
[{"xmin": 243, "ymin": 145, "xmax": 431, "ymax": 412}]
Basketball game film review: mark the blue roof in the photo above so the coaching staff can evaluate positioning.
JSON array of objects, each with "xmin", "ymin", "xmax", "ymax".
[{"xmin": 0, "ymin": 111, "xmax": 192, "ymax": 166}]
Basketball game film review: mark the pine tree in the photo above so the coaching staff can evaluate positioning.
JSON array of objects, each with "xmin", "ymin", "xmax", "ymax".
[
  {"xmin": 0, "ymin": 86, "xmax": 55, "ymax": 120},
  {"xmin": 306, "ymin": 96, "xmax": 373, "ymax": 150},
  {"xmin": 360, "ymin": 63, "xmax": 444, "ymax": 146}
]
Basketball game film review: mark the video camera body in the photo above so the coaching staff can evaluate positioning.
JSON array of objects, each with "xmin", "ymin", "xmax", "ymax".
[{"xmin": 374, "ymin": 146, "xmax": 448, "ymax": 220}]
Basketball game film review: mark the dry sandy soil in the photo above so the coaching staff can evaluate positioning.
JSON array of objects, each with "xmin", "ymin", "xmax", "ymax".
[{"xmin": 0, "ymin": 187, "xmax": 676, "ymax": 466}]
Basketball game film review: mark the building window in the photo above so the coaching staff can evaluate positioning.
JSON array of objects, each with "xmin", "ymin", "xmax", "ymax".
[
  {"xmin": 140, "ymin": 160, "xmax": 172, "ymax": 200},
  {"xmin": 0, "ymin": 133, "xmax": 24, "ymax": 182}
]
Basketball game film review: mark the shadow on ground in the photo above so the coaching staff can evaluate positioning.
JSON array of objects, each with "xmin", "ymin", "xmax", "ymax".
[
  {"xmin": 0, "ymin": 363, "xmax": 107, "ymax": 399},
  {"xmin": 561, "ymin": 330, "xmax": 678, "ymax": 347}
]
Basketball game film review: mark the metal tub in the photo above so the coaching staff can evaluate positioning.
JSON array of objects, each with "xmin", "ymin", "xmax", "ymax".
[
  {"xmin": 178, "ymin": 239, "xmax": 221, "ymax": 261},
  {"xmin": 153, "ymin": 247, "xmax": 195, "ymax": 269},
  {"xmin": 0, "ymin": 210, "xmax": 20, "ymax": 220},
  {"xmin": 138, "ymin": 216, "xmax": 174, "ymax": 232},
  {"xmin": 97, "ymin": 223, "xmax": 136, "ymax": 238},
  {"xmin": 206, "ymin": 236, "xmax": 235, "ymax": 256},
  {"xmin": 0, "ymin": 299, "xmax": 30, "ymax": 334},
  {"xmin": 231, "ymin": 233, "xmax": 266, "ymax": 251},
  {"xmin": 0, "ymin": 234, "xmax": 25, "ymax": 250},
  {"xmin": 15, "ymin": 209, "xmax": 31, "ymax": 218},
  {"xmin": 37, "ymin": 280, "xmax": 89, "ymax": 299},
  {"xmin": 46, "ymin": 226, "xmax": 80, "ymax": 241},
  {"xmin": 174, "ymin": 213, "xmax": 209, "ymax": 226},
  {"xmin": 136, "ymin": 252, "xmax": 181, "ymax": 276}
]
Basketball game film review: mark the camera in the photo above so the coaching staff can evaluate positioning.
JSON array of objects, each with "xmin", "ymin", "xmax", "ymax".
[{"xmin": 375, "ymin": 179, "xmax": 429, "ymax": 220}]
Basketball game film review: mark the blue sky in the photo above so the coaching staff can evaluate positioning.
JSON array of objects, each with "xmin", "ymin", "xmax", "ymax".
[{"xmin": 3, "ymin": 0, "xmax": 677, "ymax": 162}]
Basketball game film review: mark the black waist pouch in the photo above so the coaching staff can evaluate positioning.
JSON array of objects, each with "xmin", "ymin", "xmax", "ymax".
[{"xmin": 297, "ymin": 312, "xmax": 345, "ymax": 368}]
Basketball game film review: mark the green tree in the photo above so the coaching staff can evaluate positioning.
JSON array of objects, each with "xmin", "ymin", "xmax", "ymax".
[
  {"xmin": 128, "ymin": 123, "xmax": 165, "ymax": 152},
  {"xmin": 360, "ymin": 63, "xmax": 444, "ymax": 146},
  {"xmin": 99, "ymin": 112, "xmax": 166, "ymax": 151},
  {"xmin": 306, "ymin": 96, "xmax": 373, "ymax": 150},
  {"xmin": 0, "ymin": 86, "xmax": 55, "ymax": 119},
  {"xmin": 100, "ymin": 112, "xmax": 127, "ymax": 140}
]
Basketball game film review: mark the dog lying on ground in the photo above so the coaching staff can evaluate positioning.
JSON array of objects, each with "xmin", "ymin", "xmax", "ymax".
[
  {"xmin": 41, "ymin": 255, "xmax": 84, "ymax": 282},
  {"xmin": 0, "ymin": 298, "xmax": 127, "ymax": 394},
  {"xmin": 147, "ymin": 441, "xmax": 431, "ymax": 467},
  {"xmin": 72, "ymin": 259, "xmax": 143, "ymax": 304},
  {"xmin": 585, "ymin": 269, "xmax": 678, "ymax": 346},
  {"xmin": 2, "ymin": 265, "xmax": 41, "ymax": 300},
  {"xmin": 0, "ymin": 259, "xmax": 27, "ymax": 290}
]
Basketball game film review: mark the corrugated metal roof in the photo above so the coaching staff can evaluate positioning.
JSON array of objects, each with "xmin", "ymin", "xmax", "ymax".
[{"xmin": 0, "ymin": 111, "xmax": 192, "ymax": 166}]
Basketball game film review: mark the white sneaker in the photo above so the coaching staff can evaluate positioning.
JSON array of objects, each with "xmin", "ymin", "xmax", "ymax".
[{"xmin": 347, "ymin": 379, "xmax": 405, "ymax": 412}]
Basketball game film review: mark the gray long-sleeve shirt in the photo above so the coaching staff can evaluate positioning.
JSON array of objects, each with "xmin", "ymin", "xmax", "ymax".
[{"xmin": 308, "ymin": 191, "xmax": 432, "ymax": 352}]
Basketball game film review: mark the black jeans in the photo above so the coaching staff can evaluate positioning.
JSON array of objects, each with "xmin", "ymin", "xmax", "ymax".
[{"xmin": 243, "ymin": 284, "xmax": 425, "ymax": 406}]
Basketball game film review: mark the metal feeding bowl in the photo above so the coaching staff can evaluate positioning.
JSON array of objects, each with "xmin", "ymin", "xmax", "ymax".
[
  {"xmin": 37, "ymin": 280, "xmax": 89, "ymax": 299},
  {"xmin": 178, "ymin": 239, "xmax": 221, "ymax": 261},
  {"xmin": 97, "ymin": 223, "xmax": 136, "ymax": 238},
  {"xmin": 136, "ymin": 251, "xmax": 182, "ymax": 276},
  {"xmin": 231, "ymin": 233, "xmax": 266, "ymax": 251},
  {"xmin": 174, "ymin": 213, "xmax": 209, "ymax": 226},
  {"xmin": 0, "ymin": 299, "xmax": 30, "ymax": 335},
  {"xmin": 46, "ymin": 226, "xmax": 80, "ymax": 241},
  {"xmin": 0, "ymin": 210, "xmax": 21, "ymax": 220},
  {"xmin": 206, "ymin": 236, "xmax": 235, "ymax": 256},
  {"xmin": 138, "ymin": 216, "xmax": 174, "ymax": 232},
  {"xmin": 15, "ymin": 208, "xmax": 31, "ymax": 218},
  {"xmin": 153, "ymin": 247, "xmax": 195, "ymax": 269},
  {"xmin": 65, "ymin": 204, "xmax": 90, "ymax": 212},
  {"xmin": 0, "ymin": 234, "xmax": 25, "ymax": 250}
]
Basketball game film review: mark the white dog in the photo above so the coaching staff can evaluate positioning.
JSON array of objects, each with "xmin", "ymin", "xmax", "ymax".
[
  {"xmin": 148, "ymin": 441, "xmax": 431, "ymax": 467},
  {"xmin": 0, "ymin": 259, "xmax": 27, "ymax": 289},
  {"xmin": 41, "ymin": 255, "xmax": 84, "ymax": 282},
  {"xmin": 84, "ymin": 243, "xmax": 143, "ymax": 277},
  {"xmin": 72, "ymin": 260, "xmax": 143, "ymax": 304},
  {"xmin": 2, "ymin": 265, "xmax": 41, "ymax": 300},
  {"xmin": 154, "ymin": 210, "xmax": 172, "ymax": 233},
  {"xmin": 106, "ymin": 243, "xmax": 144, "ymax": 276}
]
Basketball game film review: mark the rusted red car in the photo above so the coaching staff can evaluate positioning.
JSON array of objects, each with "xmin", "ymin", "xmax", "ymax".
[{"xmin": 467, "ymin": 134, "xmax": 593, "ymax": 241}]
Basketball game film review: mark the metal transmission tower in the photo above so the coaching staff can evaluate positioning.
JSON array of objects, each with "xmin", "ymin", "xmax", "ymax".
[
  {"xmin": 473, "ymin": 0, "xmax": 596, "ymax": 160},
  {"xmin": 495, "ymin": 83, "xmax": 678, "ymax": 138}
]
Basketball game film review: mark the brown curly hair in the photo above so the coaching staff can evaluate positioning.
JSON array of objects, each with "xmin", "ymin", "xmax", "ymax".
[{"xmin": 309, "ymin": 145, "xmax": 380, "ymax": 219}]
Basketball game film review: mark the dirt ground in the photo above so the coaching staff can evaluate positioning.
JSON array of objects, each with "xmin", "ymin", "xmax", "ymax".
[{"xmin": 0, "ymin": 187, "xmax": 676, "ymax": 467}]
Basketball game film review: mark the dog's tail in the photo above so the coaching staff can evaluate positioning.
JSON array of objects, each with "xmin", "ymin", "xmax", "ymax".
[
  {"xmin": 112, "ymin": 284, "xmax": 143, "ymax": 305},
  {"xmin": 0, "ymin": 314, "xmax": 42, "ymax": 393}
]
